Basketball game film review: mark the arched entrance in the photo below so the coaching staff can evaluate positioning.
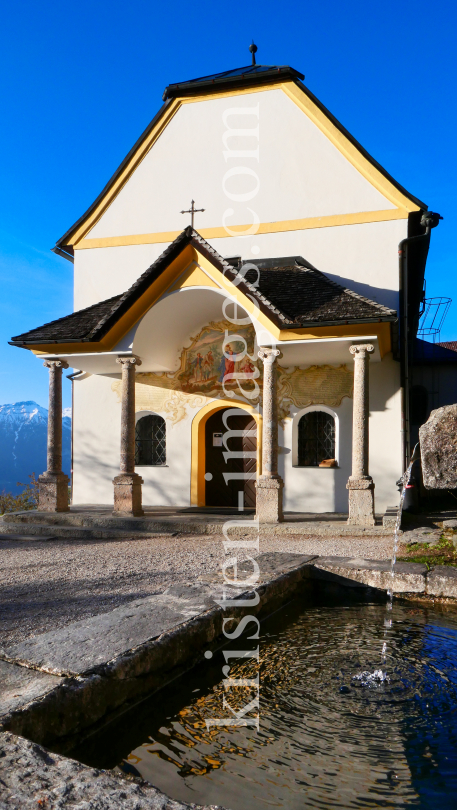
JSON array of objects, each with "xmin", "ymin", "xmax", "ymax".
[
  {"xmin": 191, "ymin": 400, "xmax": 261, "ymax": 507},
  {"xmin": 205, "ymin": 408, "xmax": 257, "ymax": 508}
]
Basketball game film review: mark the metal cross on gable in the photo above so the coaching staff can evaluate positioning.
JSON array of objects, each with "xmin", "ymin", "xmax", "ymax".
[{"xmin": 180, "ymin": 199, "xmax": 205, "ymax": 228}]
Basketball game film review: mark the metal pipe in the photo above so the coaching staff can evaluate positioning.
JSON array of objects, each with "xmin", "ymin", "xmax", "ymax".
[{"xmin": 398, "ymin": 211, "xmax": 441, "ymax": 472}]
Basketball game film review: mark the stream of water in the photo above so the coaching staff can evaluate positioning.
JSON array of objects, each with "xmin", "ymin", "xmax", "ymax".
[{"xmin": 352, "ymin": 447, "xmax": 418, "ymax": 692}]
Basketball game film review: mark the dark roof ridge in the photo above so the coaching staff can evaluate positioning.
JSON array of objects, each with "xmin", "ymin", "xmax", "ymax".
[
  {"xmin": 189, "ymin": 230, "xmax": 294, "ymax": 324},
  {"xmin": 340, "ymin": 286, "xmax": 396, "ymax": 317}
]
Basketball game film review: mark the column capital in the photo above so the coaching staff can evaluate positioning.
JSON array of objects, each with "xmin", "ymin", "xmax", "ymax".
[
  {"xmin": 43, "ymin": 359, "xmax": 69, "ymax": 370},
  {"xmin": 349, "ymin": 343, "xmax": 374, "ymax": 358},
  {"xmin": 116, "ymin": 355, "xmax": 142, "ymax": 368},
  {"xmin": 258, "ymin": 347, "xmax": 281, "ymax": 363}
]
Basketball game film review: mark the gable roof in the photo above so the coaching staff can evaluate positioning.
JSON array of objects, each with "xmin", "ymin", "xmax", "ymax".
[
  {"xmin": 54, "ymin": 64, "xmax": 427, "ymax": 257},
  {"xmin": 12, "ymin": 228, "xmax": 396, "ymax": 348}
]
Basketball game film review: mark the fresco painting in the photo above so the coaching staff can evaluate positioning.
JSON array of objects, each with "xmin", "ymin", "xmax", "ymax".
[
  {"xmin": 177, "ymin": 321, "xmax": 259, "ymax": 396},
  {"xmin": 112, "ymin": 320, "xmax": 353, "ymax": 424}
]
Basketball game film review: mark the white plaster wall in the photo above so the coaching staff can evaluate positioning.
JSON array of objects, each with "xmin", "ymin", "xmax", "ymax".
[
  {"xmin": 72, "ymin": 374, "xmax": 120, "ymax": 504},
  {"xmin": 74, "ymin": 218, "xmax": 407, "ymax": 312},
  {"xmin": 72, "ymin": 373, "xmax": 198, "ymax": 506},
  {"xmin": 368, "ymin": 353, "xmax": 403, "ymax": 513},
  {"xmin": 87, "ymin": 88, "xmax": 395, "ymax": 241},
  {"xmin": 279, "ymin": 354, "xmax": 401, "ymax": 514},
  {"xmin": 73, "ymin": 355, "xmax": 402, "ymax": 515},
  {"xmin": 74, "ymin": 243, "xmax": 165, "ymax": 310},
  {"xmin": 280, "ymin": 397, "xmax": 353, "ymax": 513}
]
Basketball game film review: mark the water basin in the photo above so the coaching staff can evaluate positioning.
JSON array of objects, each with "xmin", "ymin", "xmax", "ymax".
[{"xmin": 72, "ymin": 594, "xmax": 457, "ymax": 809}]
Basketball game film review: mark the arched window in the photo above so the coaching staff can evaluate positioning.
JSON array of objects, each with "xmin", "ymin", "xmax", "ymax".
[
  {"xmin": 297, "ymin": 411, "xmax": 335, "ymax": 467},
  {"xmin": 135, "ymin": 414, "xmax": 166, "ymax": 466}
]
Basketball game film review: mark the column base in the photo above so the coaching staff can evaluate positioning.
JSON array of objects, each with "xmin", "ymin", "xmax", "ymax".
[
  {"xmin": 38, "ymin": 472, "xmax": 70, "ymax": 512},
  {"xmin": 255, "ymin": 475, "xmax": 284, "ymax": 523},
  {"xmin": 346, "ymin": 476, "xmax": 375, "ymax": 526},
  {"xmin": 113, "ymin": 473, "xmax": 144, "ymax": 517}
]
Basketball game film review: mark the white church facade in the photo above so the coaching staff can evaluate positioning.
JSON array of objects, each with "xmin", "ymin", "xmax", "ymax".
[{"xmin": 11, "ymin": 57, "xmax": 439, "ymax": 523}]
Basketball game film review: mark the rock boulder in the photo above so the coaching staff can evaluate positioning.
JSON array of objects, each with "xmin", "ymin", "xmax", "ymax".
[{"xmin": 420, "ymin": 405, "xmax": 457, "ymax": 489}]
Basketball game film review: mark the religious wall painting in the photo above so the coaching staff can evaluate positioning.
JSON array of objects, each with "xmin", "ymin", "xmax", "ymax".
[
  {"xmin": 175, "ymin": 321, "xmax": 260, "ymax": 397},
  {"xmin": 111, "ymin": 320, "xmax": 353, "ymax": 424}
]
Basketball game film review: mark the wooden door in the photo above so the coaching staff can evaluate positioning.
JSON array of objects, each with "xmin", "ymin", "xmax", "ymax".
[{"xmin": 205, "ymin": 409, "xmax": 257, "ymax": 507}]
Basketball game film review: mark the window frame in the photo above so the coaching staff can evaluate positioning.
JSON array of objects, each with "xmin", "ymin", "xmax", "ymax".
[
  {"xmin": 134, "ymin": 411, "xmax": 167, "ymax": 467},
  {"xmin": 292, "ymin": 405, "xmax": 339, "ymax": 468}
]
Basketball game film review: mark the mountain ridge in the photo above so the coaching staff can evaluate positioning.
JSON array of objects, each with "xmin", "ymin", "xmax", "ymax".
[{"xmin": 0, "ymin": 401, "xmax": 71, "ymax": 493}]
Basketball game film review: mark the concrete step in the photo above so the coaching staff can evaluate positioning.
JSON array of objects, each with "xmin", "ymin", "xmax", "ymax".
[
  {"xmin": 0, "ymin": 523, "xmax": 171, "ymax": 541},
  {"xmin": 0, "ymin": 512, "xmax": 394, "ymax": 538},
  {"xmin": 2, "ymin": 510, "xmax": 163, "ymax": 531}
]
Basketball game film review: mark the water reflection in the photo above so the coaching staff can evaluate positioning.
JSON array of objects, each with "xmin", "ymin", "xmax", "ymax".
[{"xmin": 76, "ymin": 599, "xmax": 457, "ymax": 809}]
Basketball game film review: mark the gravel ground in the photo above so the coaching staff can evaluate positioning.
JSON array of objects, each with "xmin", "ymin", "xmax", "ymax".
[{"xmin": 0, "ymin": 532, "xmax": 395, "ymax": 646}]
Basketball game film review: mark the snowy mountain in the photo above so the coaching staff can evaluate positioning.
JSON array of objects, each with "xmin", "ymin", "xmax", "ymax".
[{"xmin": 0, "ymin": 401, "xmax": 71, "ymax": 494}]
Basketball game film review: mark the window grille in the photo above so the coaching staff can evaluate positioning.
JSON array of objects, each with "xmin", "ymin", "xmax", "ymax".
[
  {"xmin": 297, "ymin": 411, "xmax": 335, "ymax": 467},
  {"xmin": 135, "ymin": 415, "xmax": 166, "ymax": 466}
]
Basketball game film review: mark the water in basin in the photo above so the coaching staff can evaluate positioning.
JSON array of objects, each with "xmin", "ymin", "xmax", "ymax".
[{"xmin": 74, "ymin": 594, "xmax": 457, "ymax": 809}]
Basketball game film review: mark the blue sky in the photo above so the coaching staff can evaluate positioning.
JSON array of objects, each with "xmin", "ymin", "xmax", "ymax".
[{"xmin": 1, "ymin": 0, "xmax": 455, "ymax": 410}]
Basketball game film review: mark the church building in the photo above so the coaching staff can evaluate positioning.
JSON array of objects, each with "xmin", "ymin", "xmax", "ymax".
[{"xmin": 11, "ymin": 52, "xmax": 440, "ymax": 524}]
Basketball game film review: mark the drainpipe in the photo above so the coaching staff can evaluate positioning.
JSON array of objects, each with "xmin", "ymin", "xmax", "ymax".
[{"xmin": 398, "ymin": 211, "xmax": 441, "ymax": 472}]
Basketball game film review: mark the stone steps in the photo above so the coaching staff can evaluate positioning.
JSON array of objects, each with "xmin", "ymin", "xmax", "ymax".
[{"xmin": 0, "ymin": 511, "xmax": 394, "ymax": 538}]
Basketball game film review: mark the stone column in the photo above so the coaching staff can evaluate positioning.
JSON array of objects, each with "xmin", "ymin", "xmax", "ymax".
[
  {"xmin": 113, "ymin": 356, "xmax": 144, "ymax": 517},
  {"xmin": 347, "ymin": 343, "xmax": 375, "ymax": 526},
  {"xmin": 38, "ymin": 359, "xmax": 70, "ymax": 512},
  {"xmin": 255, "ymin": 348, "xmax": 284, "ymax": 523}
]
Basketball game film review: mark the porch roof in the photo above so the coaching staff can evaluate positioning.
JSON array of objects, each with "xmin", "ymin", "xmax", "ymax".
[{"xmin": 11, "ymin": 228, "xmax": 396, "ymax": 349}]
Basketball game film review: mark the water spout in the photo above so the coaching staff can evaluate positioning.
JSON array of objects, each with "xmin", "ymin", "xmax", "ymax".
[{"xmin": 381, "ymin": 443, "xmax": 420, "ymax": 664}]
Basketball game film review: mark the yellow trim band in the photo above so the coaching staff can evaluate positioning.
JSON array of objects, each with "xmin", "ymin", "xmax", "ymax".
[{"xmin": 75, "ymin": 208, "xmax": 408, "ymax": 250}]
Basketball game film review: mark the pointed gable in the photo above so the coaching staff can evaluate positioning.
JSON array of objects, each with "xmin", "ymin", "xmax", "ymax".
[{"xmin": 54, "ymin": 64, "xmax": 426, "ymax": 256}]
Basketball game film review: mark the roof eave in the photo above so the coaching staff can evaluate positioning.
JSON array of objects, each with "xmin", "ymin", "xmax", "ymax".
[
  {"xmin": 51, "ymin": 246, "xmax": 74, "ymax": 263},
  {"xmin": 162, "ymin": 66, "xmax": 305, "ymax": 101},
  {"xmin": 9, "ymin": 338, "xmax": 96, "ymax": 348},
  {"xmin": 281, "ymin": 315, "xmax": 398, "ymax": 329},
  {"xmin": 9, "ymin": 315, "xmax": 398, "ymax": 349}
]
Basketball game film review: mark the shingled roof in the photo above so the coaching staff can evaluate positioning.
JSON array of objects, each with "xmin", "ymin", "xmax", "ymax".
[
  {"xmin": 10, "ymin": 295, "xmax": 123, "ymax": 345},
  {"xmin": 237, "ymin": 257, "xmax": 396, "ymax": 326},
  {"xmin": 11, "ymin": 228, "xmax": 396, "ymax": 347}
]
